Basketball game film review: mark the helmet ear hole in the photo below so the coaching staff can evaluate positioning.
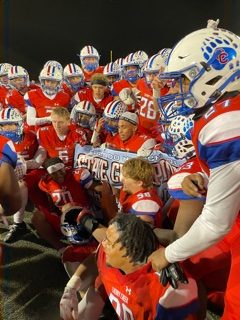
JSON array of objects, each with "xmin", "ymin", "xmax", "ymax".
[{"xmin": 205, "ymin": 75, "xmax": 222, "ymax": 85}]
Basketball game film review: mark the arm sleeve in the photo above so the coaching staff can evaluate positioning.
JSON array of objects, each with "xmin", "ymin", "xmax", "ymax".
[
  {"xmin": 26, "ymin": 146, "xmax": 47, "ymax": 169},
  {"xmin": 165, "ymin": 160, "xmax": 240, "ymax": 263},
  {"xmin": 26, "ymin": 105, "xmax": 51, "ymax": 126}
]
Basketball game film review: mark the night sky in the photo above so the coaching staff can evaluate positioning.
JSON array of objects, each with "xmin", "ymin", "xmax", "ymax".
[{"xmin": 1, "ymin": 0, "xmax": 239, "ymax": 79}]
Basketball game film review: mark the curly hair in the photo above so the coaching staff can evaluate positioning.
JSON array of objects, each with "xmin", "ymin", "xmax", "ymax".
[{"xmin": 109, "ymin": 213, "xmax": 159, "ymax": 265}]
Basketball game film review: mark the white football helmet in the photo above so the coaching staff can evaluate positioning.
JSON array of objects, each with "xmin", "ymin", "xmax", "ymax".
[
  {"xmin": 158, "ymin": 48, "xmax": 172, "ymax": 65},
  {"xmin": 134, "ymin": 50, "xmax": 149, "ymax": 68},
  {"xmin": 103, "ymin": 62, "xmax": 121, "ymax": 85},
  {"xmin": 158, "ymin": 26, "xmax": 240, "ymax": 119},
  {"xmin": 163, "ymin": 114, "xmax": 195, "ymax": 159},
  {"xmin": 60, "ymin": 206, "xmax": 91, "ymax": 244},
  {"xmin": 114, "ymin": 57, "xmax": 124, "ymax": 69},
  {"xmin": 8, "ymin": 66, "xmax": 30, "ymax": 90},
  {"xmin": 122, "ymin": 53, "xmax": 142, "ymax": 82},
  {"xmin": 43, "ymin": 60, "xmax": 63, "ymax": 72},
  {"xmin": 39, "ymin": 66, "xmax": 63, "ymax": 95},
  {"xmin": 144, "ymin": 54, "xmax": 166, "ymax": 84},
  {"xmin": 70, "ymin": 100, "xmax": 96, "ymax": 128},
  {"xmin": 79, "ymin": 45, "xmax": 100, "ymax": 72},
  {"xmin": 0, "ymin": 107, "xmax": 24, "ymax": 143},
  {"xmin": 0, "ymin": 63, "xmax": 12, "ymax": 85},
  {"xmin": 103, "ymin": 100, "xmax": 127, "ymax": 133},
  {"xmin": 63, "ymin": 63, "xmax": 84, "ymax": 91}
]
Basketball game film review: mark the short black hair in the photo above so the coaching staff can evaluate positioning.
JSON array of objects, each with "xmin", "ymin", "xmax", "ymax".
[
  {"xmin": 43, "ymin": 157, "xmax": 63, "ymax": 169},
  {"xmin": 109, "ymin": 213, "xmax": 159, "ymax": 265}
]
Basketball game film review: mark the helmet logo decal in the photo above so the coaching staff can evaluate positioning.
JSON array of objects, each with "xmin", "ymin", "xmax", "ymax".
[{"xmin": 207, "ymin": 47, "xmax": 236, "ymax": 70}]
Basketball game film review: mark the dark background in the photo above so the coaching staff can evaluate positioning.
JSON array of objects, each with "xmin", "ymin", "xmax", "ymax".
[{"xmin": 1, "ymin": 0, "xmax": 240, "ymax": 80}]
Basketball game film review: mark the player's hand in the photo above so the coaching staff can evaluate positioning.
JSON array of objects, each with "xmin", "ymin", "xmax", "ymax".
[
  {"xmin": 152, "ymin": 76, "xmax": 166, "ymax": 90},
  {"xmin": 76, "ymin": 208, "xmax": 100, "ymax": 234},
  {"xmin": 119, "ymin": 88, "xmax": 136, "ymax": 108},
  {"xmin": 96, "ymin": 117, "xmax": 105, "ymax": 133},
  {"xmin": 60, "ymin": 286, "xmax": 78, "ymax": 320},
  {"xmin": 181, "ymin": 173, "xmax": 206, "ymax": 198},
  {"xmin": 148, "ymin": 247, "xmax": 169, "ymax": 272}
]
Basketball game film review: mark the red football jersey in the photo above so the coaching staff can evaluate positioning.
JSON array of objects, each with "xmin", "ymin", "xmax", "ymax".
[
  {"xmin": 167, "ymin": 157, "xmax": 205, "ymax": 201},
  {"xmin": 25, "ymin": 88, "xmax": 70, "ymax": 118},
  {"xmin": 5, "ymin": 89, "xmax": 27, "ymax": 114},
  {"xmin": 136, "ymin": 78, "xmax": 169, "ymax": 133},
  {"xmin": 108, "ymin": 132, "xmax": 154, "ymax": 153},
  {"xmin": 0, "ymin": 135, "xmax": 17, "ymax": 167},
  {"xmin": 14, "ymin": 130, "xmax": 39, "ymax": 160},
  {"xmin": 62, "ymin": 82, "xmax": 75, "ymax": 97},
  {"xmin": 38, "ymin": 125, "xmax": 87, "ymax": 167},
  {"xmin": 73, "ymin": 87, "xmax": 113, "ymax": 117},
  {"xmin": 82, "ymin": 66, "xmax": 104, "ymax": 83},
  {"xmin": 119, "ymin": 188, "xmax": 163, "ymax": 227},
  {"xmin": 112, "ymin": 79, "xmax": 135, "ymax": 96},
  {"xmin": 96, "ymin": 245, "xmax": 198, "ymax": 320},
  {"xmin": 0, "ymin": 85, "xmax": 9, "ymax": 108},
  {"xmin": 38, "ymin": 168, "xmax": 89, "ymax": 209}
]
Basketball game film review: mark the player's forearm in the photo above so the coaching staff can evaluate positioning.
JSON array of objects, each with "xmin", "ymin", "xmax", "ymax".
[
  {"xmin": 27, "ymin": 115, "xmax": 51, "ymax": 126},
  {"xmin": 26, "ymin": 105, "xmax": 51, "ymax": 126},
  {"xmin": 26, "ymin": 147, "xmax": 47, "ymax": 169}
]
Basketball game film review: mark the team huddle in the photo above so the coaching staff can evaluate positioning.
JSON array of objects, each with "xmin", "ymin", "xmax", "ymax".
[{"xmin": 0, "ymin": 18, "xmax": 240, "ymax": 319}]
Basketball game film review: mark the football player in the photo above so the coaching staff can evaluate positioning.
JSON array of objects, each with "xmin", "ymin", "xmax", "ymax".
[
  {"xmin": 37, "ymin": 107, "xmax": 87, "ymax": 168},
  {"xmin": 0, "ymin": 135, "xmax": 21, "ymax": 216},
  {"xmin": 108, "ymin": 111, "xmax": 156, "ymax": 155},
  {"xmin": 25, "ymin": 66, "xmax": 70, "ymax": 129},
  {"xmin": 119, "ymin": 157, "xmax": 163, "ymax": 226},
  {"xmin": 148, "ymin": 19, "xmax": 240, "ymax": 319},
  {"xmin": 91, "ymin": 100, "xmax": 127, "ymax": 147},
  {"xmin": 63, "ymin": 63, "xmax": 86, "ymax": 97},
  {"xmin": 0, "ymin": 107, "xmax": 45, "ymax": 242},
  {"xmin": 78, "ymin": 45, "xmax": 104, "ymax": 83},
  {"xmin": 70, "ymin": 100, "xmax": 96, "ymax": 144},
  {"xmin": 72, "ymin": 73, "xmax": 113, "ymax": 118},
  {"xmin": 6, "ymin": 65, "xmax": 38, "ymax": 116},
  {"xmin": 60, "ymin": 214, "xmax": 199, "ymax": 320},
  {"xmin": 136, "ymin": 53, "xmax": 169, "ymax": 136},
  {"xmin": 0, "ymin": 63, "xmax": 12, "ymax": 108}
]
